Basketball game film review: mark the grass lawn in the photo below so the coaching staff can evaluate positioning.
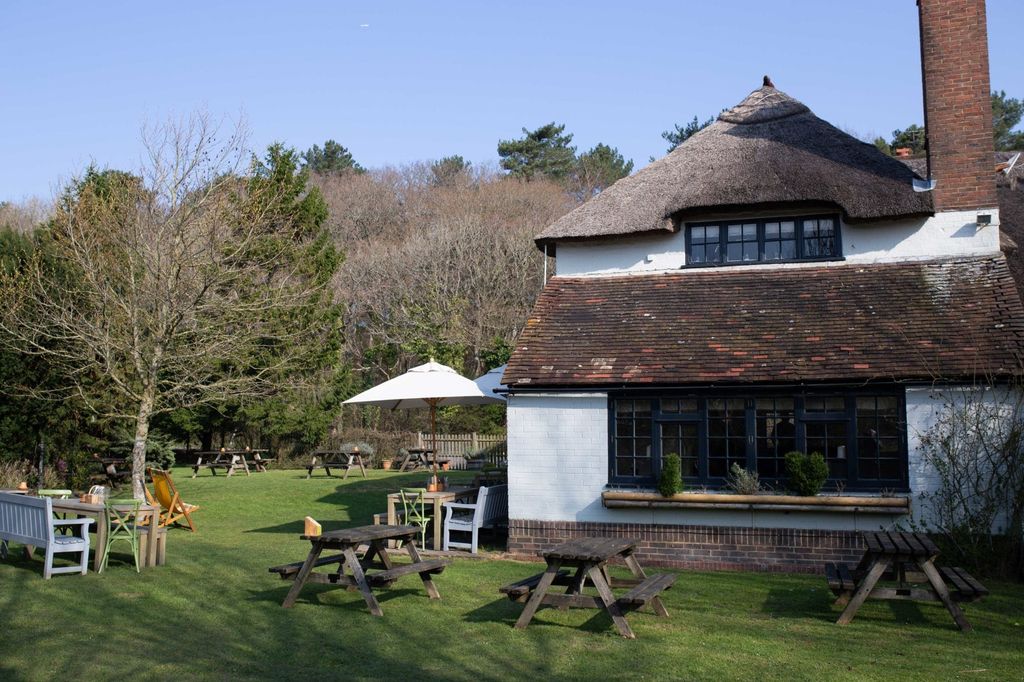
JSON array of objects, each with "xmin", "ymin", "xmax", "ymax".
[{"xmin": 1, "ymin": 468, "xmax": 1022, "ymax": 681}]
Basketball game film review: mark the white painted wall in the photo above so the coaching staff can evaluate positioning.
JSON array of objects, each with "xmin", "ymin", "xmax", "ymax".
[
  {"xmin": 507, "ymin": 386, "xmax": 1013, "ymax": 532},
  {"xmin": 554, "ymin": 208, "xmax": 1001, "ymax": 276}
]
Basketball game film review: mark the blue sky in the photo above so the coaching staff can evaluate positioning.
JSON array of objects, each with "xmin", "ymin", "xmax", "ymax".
[{"xmin": 2, "ymin": 1, "xmax": 1022, "ymax": 202}]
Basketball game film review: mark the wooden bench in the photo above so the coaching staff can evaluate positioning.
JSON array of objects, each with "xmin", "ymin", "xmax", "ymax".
[
  {"xmin": 366, "ymin": 558, "xmax": 450, "ymax": 585},
  {"xmin": 269, "ymin": 553, "xmax": 347, "ymax": 579},
  {"xmin": 824, "ymin": 562, "xmax": 857, "ymax": 596},
  {"xmin": 442, "ymin": 484, "xmax": 507, "ymax": 553},
  {"xmin": 499, "ymin": 570, "xmax": 571, "ymax": 601},
  {"xmin": 940, "ymin": 567, "xmax": 989, "ymax": 602},
  {"xmin": 617, "ymin": 573, "xmax": 676, "ymax": 608},
  {"xmin": 0, "ymin": 492, "xmax": 95, "ymax": 579}
]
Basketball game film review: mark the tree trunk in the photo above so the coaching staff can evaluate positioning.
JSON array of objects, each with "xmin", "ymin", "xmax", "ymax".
[{"xmin": 131, "ymin": 391, "xmax": 155, "ymax": 500}]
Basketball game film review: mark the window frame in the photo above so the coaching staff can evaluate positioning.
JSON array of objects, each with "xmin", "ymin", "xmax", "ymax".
[
  {"xmin": 683, "ymin": 214, "xmax": 843, "ymax": 268},
  {"xmin": 607, "ymin": 388, "xmax": 908, "ymax": 492}
]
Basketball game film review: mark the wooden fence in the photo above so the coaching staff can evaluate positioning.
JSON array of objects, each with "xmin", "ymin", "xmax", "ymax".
[{"xmin": 416, "ymin": 432, "xmax": 506, "ymax": 468}]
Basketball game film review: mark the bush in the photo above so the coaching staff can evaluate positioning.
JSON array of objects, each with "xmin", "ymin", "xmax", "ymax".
[
  {"xmin": 658, "ymin": 453, "xmax": 683, "ymax": 497},
  {"xmin": 785, "ymin": 451, "xmax": 828, "ymax": 496},
  {"xmin": 727, "ymin": 462, "xmax": 762, "ymax": 495},
  {"xmin": 108, "ymin": 433, "xmax": 176, "ymax": 471},
  {"xmin": 0, "ymin": 459, "xmax": 32, "ymax": 488}
]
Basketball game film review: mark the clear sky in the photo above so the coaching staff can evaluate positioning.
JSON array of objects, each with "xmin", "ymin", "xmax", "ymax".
[{"xmin": 2, "ymin": 1, "xmax": 1022, "ymax": 202}]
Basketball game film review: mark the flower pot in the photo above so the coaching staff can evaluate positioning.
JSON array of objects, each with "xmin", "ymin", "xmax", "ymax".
[
  {"xmin": 427, "ymin": 482, "xmax": 440, "ymax": 492},
  {"xmin": 381, "ymin": 460, "xmax": 393, "ymax": 471},
  {"xmin": 441, "ymin": 462, "xmax": 450, "ymax": 472}
]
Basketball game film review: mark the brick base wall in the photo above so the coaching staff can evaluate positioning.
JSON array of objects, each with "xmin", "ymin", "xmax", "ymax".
[{"xmin": 508, "ymin": 519, "xmax": 865, "ymax": 574}]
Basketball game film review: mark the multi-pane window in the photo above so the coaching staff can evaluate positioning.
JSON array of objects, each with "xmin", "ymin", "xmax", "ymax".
[
  {"xmin": 685, "ymin": 215, "xmax": 840, "ymax": 266},
  {"xmin": 726, "ymin": 223, "xmax": 759, "ymax": 263},
  {"xmin": 609, "ymin": 391, "xmax": 906, "ymax": 491},
  {"xmin": 613, "ymin": 400, "xmax": 652, "ymax": 480},
  {"xmin": 687, "ymin": 225, "xmax": 720, "ymax": 264}
]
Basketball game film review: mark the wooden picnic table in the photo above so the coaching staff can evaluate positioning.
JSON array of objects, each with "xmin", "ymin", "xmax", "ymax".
[
  {"xmin": 386, "ymin": 486, "xmax": 478, "ymax": 550},
  {"xmin": 50, "ymin": 498, "xmax": 162, "ymax": 572},
  {"xmin": 191, "ymin": 450, "xmax": 252, "ymax": 478},
  {"xmin": 826, "ymin": 530, "xmax": 988, "ymax": 632},
  {"xmin": 396, "ymin": 448, "xmax": 452, "ymax": 472},
  {"xmin": 91, "ymin": 455, "xmax": 132, "ymax": 486},
  {"xmin": 307, "ymin": 450, "xmax": 367, "ymax": 479},
  {"xmin": 500, "ymin": 537, "xmax": 675, "ymax": 639},
  {"xmin": 268, "ymin": 524, "xmax": 450, "ymax": 616}
]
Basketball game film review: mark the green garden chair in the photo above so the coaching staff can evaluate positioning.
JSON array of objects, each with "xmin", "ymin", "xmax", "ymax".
[
  {"xmin": 398, "ymin": 488, "xmax": 431, "ymax": 547},
  {"xmin": 100, "ymin": 497, "xmax": 142, "ymax": 573},
  {"xmin": 38, "ymin": 489, "xmax": 74, "ymax": 533}
]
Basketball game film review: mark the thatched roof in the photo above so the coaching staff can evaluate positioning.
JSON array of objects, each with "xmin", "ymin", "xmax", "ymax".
[{"xmin": 536, "ymin": 84, "xmax": 935, "ymax": 246}]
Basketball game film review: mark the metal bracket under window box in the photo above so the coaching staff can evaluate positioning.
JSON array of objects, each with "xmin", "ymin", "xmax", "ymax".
[{"xmin": 601, "ymin": 491, "xmax": 910, "ymax": 515}]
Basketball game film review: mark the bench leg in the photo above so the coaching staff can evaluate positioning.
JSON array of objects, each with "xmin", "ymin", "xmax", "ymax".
[
  {"xmin": 918, "ymin": 558, "xmax": 972, "ymax": 633},
  {"xmin": 515, "ymin": 560, "xmax": 562, "ymax": 629},
  {"xmin": 624, "ymin": 554, "xmax": 669, "ymax": 617},
  {"xmin": 837, "ymin": 556, "xmax": 889, "ymax": 625},
  {"xmin": 405, "ymin": 539, "xmax": 441, "ymax": 600},
  {"xmin": 343, "ymin": 547, "xmax": 383, "ymax": 616},
  {"xmin": 282, "ymin": 545, "xmax": 323, "ymax": 608},
  {"xmin": 588, "ymin": 564, "xmax": 635, "ymax": 639}
]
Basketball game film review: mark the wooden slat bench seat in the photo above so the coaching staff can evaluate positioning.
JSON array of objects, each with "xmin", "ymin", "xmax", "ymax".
[
  {"xmin": 940, "ymin": 567, "xmax": 989, "ymax": 602},
  {"xmin": 617, "ymin": 573, "xmax": 676, "ymax": 607},
  {"xmin": 499, "ymin": 570, "xmax": 571, "ymax": 600},
  {"xmin": 366, "ymin": 558, "xmax": 450, "ymax": 585},
  {"xmin": 825, "ymin": 562, "xmax": 856, "ymax": 595},
  {"xmin": 269, "ymin": 553, "xmax": 346, "ymax": 578}
]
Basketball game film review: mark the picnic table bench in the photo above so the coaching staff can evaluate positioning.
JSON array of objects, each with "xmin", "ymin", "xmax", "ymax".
[
  {"xmin": 91, "ymin": 455, "xmax": 132, "ymax": 487},
  {"xmin": 825, "ymin": 530, "xmax": 987, "ymax": 632},
  {"xmin": 500, "ymin": 537, "xmax": 675, "ymax": 639},
  {"xmin": 269, "ymin": 524, "xmax": 451, "ymax": 617},
  {"xmin": 396, "ymin": 448, "xmax": 451, "ymax": 472},
  {"xmin": 191, "ymin": 450, "xmax": 251, "ymax": 478},
  {"xmin": 306, "ymin": 450, "xmax": 367, "ymax": 479}
]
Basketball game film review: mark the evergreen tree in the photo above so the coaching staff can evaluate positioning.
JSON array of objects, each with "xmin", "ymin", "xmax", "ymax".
[
  {"xmin": 573, "ymin": 143, "xmax": 634, "ymax": 197},
  {"xmin": 302, "ymin": 139, "xmax": 364, "ymax": 175},
  {"xmin": 498, "ymin": 122, "xmax": 577, "ymax": 181},
  {"xmin": 662, "ymin": 115, "xmax": 714, "ymax": 153},
  {"xmin": 430, "ymin": 155, "xmax": 472, "ymax": 187},
  {"xmin": 992, "ymin": 90, "xmax": 1024, "ymax": 151}
]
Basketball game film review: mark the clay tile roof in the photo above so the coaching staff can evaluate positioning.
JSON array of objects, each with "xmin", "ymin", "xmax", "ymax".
[
  {"xmin": 536, "ymin": 84, "xmax": 935, "ymax": 246},
  {"xmin": 504, "ymin": 256, "xmax": 1024, "ymax": 387}
]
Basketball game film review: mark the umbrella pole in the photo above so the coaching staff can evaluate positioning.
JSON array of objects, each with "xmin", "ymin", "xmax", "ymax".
[{"xmin": 430, "ymin": 399, "xmax": 438, "ymax": 485}]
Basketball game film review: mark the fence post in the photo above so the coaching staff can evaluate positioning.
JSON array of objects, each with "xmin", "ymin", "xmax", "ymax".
[{"xmin": 471, "ymin": 432, "xmax": 478, "ymax": 453}]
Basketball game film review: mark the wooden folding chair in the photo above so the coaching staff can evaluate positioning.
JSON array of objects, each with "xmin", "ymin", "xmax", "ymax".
[{"xmin": 145, "ymin": 468, "xmax": 200, "ymax": 532}]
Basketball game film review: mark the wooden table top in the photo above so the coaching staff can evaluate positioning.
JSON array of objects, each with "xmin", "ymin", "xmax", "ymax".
[
  {"xmin": 303, "ymin": 524, "xmax": 420, "ymax": 544},
  {"xmin": 543, "ymin": 537, "xmax": 637, "ymax": 562},
  {"xmin": 862, "ymin": 531, "xmax": 939, "ymax": 558},
  {"xmin": 51, "ymin": 499, "xmax": 158, "ymax": 514},
  {"xmin": 386, "ymin": 486, "xmax": 477, "ymax": 501}
]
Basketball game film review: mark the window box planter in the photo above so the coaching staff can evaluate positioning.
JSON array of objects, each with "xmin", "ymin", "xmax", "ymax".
[{"xmin": 601, "ymin": 490, "xmax": 910, "ymax": 515}]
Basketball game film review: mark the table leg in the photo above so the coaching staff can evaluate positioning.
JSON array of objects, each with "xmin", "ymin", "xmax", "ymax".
[
  {"xmin": 343, "ymin": 546, "xmax": 383, "ymax": 616},
  {"xmin": 369, "ymin": 539, "xmax": 394, "ymax": 570},
  {"xmin": 918, "ymin": 558, "xmax": 972, "ymax": 632},
  {"xmin": 559, "ymin": 565, "xmax": 588, "ymax": 611},
  {"xmin": 624, "ymin": 553, "xmax": 669, "ymax": 617},
  {"xmin": 282, "ymin": 544, "xmax": 324, "ymax": 608},
  {"xmin": 514, "ymin": 560, "xmax": 563, "ymax": 629},
  {"xmin": 306, "ymin": 457, "xmax": 317, "ymax": 479},
  {"xmin": 837, "ymin": 556, "xmax": 890, "ymax": 625},
  {"xmin": 405, "ymin": 538, "xmax": 441, "ymax": 600},
  {"xmin": 587, "ymin": 563, "xmax": 635, "ymax": 639},
  {"xmin": 432, "ymin": 497, "xmax": 444, "ymax": 551},
  {"xmin": 92, "ymin": 512, "xmax": 106, "ymax": 572},
  {"xmin": 358, "ymin": 456, "xmax": 367, "ymax": 478},
  {"xmin": 147, "ymin": 508, "xmax": 159, "ymax": 568}
]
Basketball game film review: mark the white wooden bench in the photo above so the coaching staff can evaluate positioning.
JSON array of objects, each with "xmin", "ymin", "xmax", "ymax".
[
  {"xmin": 442, "ymin": 484, "xmax": 508, "ymax": 553},
  {"xmin": 0, "ymin": 492, "xmax": 95, "ymax": 578}
]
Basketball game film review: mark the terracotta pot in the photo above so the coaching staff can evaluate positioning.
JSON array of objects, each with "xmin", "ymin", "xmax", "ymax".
[
  {"xmin": 441, "ymin": 462, "xmax": 450, "ymax": 471},
  {"xmin": 381, "ymin": 460, "xmax": 393, "ymax": 471},
  {"xmin": 17, "ymin": 481, "xmax": 28, "ymax": 490},
  {"xmin": 427, "ymin": 483, "xmax": 440, "ymax": 492}
]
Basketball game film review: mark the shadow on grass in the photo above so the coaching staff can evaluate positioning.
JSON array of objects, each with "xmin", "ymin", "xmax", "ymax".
[
  {"xmin": 462, "ymin": 594, "xmax": 624, "ymax": 637},
  {"xmin": 762, "ymin": 586, "xmax": 837, "ymax": 621}
]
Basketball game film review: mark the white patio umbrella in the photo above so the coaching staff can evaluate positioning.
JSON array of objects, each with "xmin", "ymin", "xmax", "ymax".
[
  {"xmin": 472, "ymin": 364, "xmax": 508, "ymax": 402},
  {"xmin": 343, "ymin": 360, "xmax": 503, "ymax": 481}
]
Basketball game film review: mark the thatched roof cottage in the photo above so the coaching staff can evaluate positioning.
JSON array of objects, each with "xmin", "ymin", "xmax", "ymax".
[{"xmin": 502, "ymin": 0, "xmax": 1024, "ymax": 571}]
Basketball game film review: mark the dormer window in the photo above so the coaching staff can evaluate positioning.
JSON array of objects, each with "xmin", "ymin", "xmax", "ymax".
[{"xmin": 685, "ymin": 215, "xmax": 840, "ymax": 266}]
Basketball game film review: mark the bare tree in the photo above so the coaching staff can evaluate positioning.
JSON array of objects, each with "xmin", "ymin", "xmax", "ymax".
[{"xmin": 0, "ymin": 114, "xmax": 338, "ymax": 497}]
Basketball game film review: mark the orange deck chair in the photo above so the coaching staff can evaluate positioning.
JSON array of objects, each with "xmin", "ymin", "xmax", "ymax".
[{"xmin": 145, "ymin": 468, "xmax": 200, "ymax": 532}]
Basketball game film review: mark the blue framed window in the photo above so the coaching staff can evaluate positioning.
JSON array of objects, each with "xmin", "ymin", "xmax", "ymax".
[
  {"xmin": 685, "ymin": 215, "xmax": 841, "ymax": 266},
  {"xmin": 608, "ymin": 389, "xmax": 907, "ymax": 492}
]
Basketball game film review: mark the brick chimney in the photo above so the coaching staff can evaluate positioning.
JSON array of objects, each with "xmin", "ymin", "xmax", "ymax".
[{"xmin": 917, "ymin": 0, "xmax": 997, "ymax": 211}]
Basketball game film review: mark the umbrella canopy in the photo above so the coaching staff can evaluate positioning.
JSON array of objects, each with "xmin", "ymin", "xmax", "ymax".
[
  {"xmin": 343, "ymin": 361, "xmax": 502, "ymax": 482},
  {"xmin": 472, "ymin": 364, "xmax": 508, "ymax": 402},
  {"xmin": 343, "ymin": 361, "xmax": 502, "ymax": 410}
]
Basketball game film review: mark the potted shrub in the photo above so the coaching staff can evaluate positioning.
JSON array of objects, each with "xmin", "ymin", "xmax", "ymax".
[
  {"xmin": 784, "ymin": 451, "xmax": 829, "ymax": 496},
  {"xmin": 658, "ymin": 453, "xmax": 683, "ymax": 497}
]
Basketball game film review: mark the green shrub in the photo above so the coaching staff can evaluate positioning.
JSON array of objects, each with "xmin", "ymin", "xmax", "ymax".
[
  {"xmin": 727, "ymin": 462, "xmax": 762, "ymax": 495},
  {"xmin": 658, "ymin": 453, "xmax": 683, "ymax": 497},
  {"xmin": 108, "ymin": 433, "xmax": 176, "ymax": 471},
  {"xmin": 785, "ymin": 451, "xmax": 828, "ymax": 496}
]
